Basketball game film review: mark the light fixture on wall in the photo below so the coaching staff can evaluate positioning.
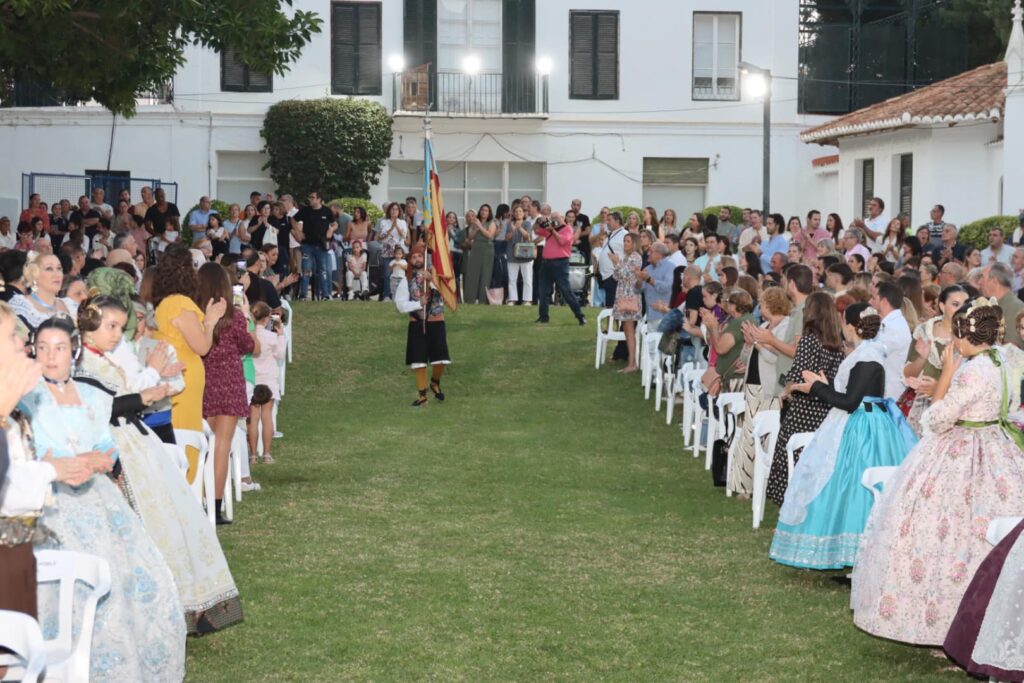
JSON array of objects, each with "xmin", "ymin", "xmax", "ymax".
[
  {"xmin": 535, "ymin": 56, "xmax": 553, "ymax": 76},
  {"xmin": 461, "ymin": 55, "xmax": 482, "ymax": 75},
  {"xmin": 388, "ymin": 54, "xmax": 406, "ymax": 72}
]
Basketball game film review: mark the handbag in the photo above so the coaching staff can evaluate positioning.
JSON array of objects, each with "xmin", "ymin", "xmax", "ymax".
[
  {"xmin": 614, "ymin": 293, "xmax": 640, "ymax": 317},
  {"xmin": 710, "ymin": 410, "xmax": 736, "ymax": 487},
  {"xmin": 512, "ymin": 241, "xmax": 536, "ymax": 260},
  {"xmin": 658, "ymin": 332, "xmax": 681, "ymax": 358},
  {"xmin": 896, "ymin": 387, "xmax": 916, "ymax": 417}
]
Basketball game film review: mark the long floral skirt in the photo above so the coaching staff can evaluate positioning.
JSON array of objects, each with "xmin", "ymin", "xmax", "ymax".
[{"xmin": 729, "ymin": 386, "xmax": 778, "ymax": 497}]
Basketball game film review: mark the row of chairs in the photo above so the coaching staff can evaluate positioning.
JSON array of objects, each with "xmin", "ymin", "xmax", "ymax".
[{"xmin": 596, "ymin": 310, "xmax": 1014, "ymax": 535}]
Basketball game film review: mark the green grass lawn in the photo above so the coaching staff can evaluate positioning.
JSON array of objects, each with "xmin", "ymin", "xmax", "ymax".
[{"xmin": 184, "ymin": 302, "xmax": 962, "ymax": 682}]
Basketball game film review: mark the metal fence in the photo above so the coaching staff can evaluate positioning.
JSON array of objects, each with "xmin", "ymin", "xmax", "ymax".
[
  {"xmin": 393, "ymin": 70, "xmax": 547, "ymax": 116},
  {"xmin": 798, "ymin": 1, "xmax": 967, "ymax": 115},
  {"xmin": 20, "ymin": 173, "xmax": 178, "ymax": 211}
]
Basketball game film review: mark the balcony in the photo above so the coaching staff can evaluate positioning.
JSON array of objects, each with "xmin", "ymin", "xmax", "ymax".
[{"xmin": 392, "ymin": 66, "xmax": 548, "ymax": 118}]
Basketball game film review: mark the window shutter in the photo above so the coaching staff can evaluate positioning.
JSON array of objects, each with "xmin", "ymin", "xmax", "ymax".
[
  {"xmin": 332, "ymin": 4, "xmax": 357, "ymax": 94},
  {"xmin": 221, "ymin": 48, "xmax": 247, "ymax": 91},
  {"xmin": 404, "ymin": 0, "xmax": 438, "ymax": 109},
  {"xmin": 356, "ymin": 3, "xmax": 382, "ymax": 94},
  {"xmin": 899, "ymin": 154, "xmax": 913, "ymax": 219},
  {"xmin": 503, "ymin": 0, "xmax": 536, "ymax": 113},
  {"xmin": 570, "ymin": 12, "xmax": 595, "ymax": 98},
  {"xmin": 595, "ymin": 13, "xmax": 618, "ymax": 98},
  {"xmin": 861, "ymin": 159, "xmax": 875, "ymax": 217},
  {"xmin": 643, "ymin": 158, "xmax": 709, "ymax": 186}
]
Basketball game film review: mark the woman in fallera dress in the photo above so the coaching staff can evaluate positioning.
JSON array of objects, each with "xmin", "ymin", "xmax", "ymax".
[
  {"xmin": 77, "ymin": 295, "xmax": 244, "ymax": 634},
  {"xmin": 851, "ymin": 298, "xmax": 1024, "ymax": 646},
  {"xmin": 769, "ymin": 303, "xmax": 917, "ymax": 570},
  {"xmin": 21, "ymin": 315, "xmax": 186, "ymax": 682}
]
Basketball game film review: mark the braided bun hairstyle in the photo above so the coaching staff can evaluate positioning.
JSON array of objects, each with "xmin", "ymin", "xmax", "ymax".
[
  {"xmin": 843, "ymin": 302, "xmax": 881, "ymax": 340},
  {"xmin": 78, "ymin": 295, "xmax": 128, "ymax": 335},
  {"xmin": 952, "ymin": 299, "xmax": 1003, "ymax": 346}
]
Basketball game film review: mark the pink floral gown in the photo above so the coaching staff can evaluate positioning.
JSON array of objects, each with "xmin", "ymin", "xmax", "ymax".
[{"xmin": 851, "ymin": 351, "xmax": 1024, "ymax": 646}]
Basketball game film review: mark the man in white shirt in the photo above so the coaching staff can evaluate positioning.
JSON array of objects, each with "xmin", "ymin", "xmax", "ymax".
[
  {"xmin": 862, "ymin": 196, "xmax": 888, "ymax": 251},
  {"xmin": 738, "ymin": 210, "xmax": 768, "ymax": 251},
  {"xmin": 1012, "ymin": 247, "xmax": 1024, "ymax": 292},
  {"xmin": 597, "ymin": 211, "xmax": 626, "ymax": 301},
  {"xmin": 665, "ymin": 233, "xmax": 687, "ymax": 268},
  {"xmin": 981, "ymin": 227, "xmax": 1014, "ymax": 266},
  {"xmin": 693, "ymin": 233, "xmax": 723, "ymax": 282},
  {"xmin": 0, "ymin": 217, "xmax": 15, "ymax": 251},
  {"xmin": 90, "ymin": 187, "xmax": 114, "ymax": 218},
  {"xmin": 870, "ymin": 280, "xmax": 912, "ymax": 400}
]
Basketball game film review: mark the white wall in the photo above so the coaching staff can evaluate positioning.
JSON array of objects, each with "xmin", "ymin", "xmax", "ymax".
[
  {"xmin": 832, "ymin": 123, "xmax": 1003, "ymax": 227},
  {"xmin": 0, "ymin": 0, "xmax": 838, "ymax": 220}
]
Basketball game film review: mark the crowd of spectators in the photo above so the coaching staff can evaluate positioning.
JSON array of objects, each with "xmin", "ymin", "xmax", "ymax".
[
  {"xmin": 0, "ymin": 186, "xmax": 301, "ymax": 680},
  {"xmin": 599, "ymin": 197, "xmax": 1024, "ymax": 678}
]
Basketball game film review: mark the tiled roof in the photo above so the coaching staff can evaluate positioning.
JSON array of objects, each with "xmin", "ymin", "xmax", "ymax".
[
  {"xmin": 811, "ymin": 154, "xmax": 839, "ymax": 167},
  {"xmin": 801, "ymin": 62, "xmax": 1006, "ymax": 145}
]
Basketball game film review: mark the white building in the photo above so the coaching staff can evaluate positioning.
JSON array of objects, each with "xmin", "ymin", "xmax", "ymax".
[
  {"xmin": 0, "ymin": 0, "xmax": 837, "ymax": 222},
  {"xmin": 800, "ymin": 2, "xmax": 1024, "ymax": 228}
]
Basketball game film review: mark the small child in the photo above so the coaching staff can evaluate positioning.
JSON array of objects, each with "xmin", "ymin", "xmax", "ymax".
[
  {"xmin": 346, "ymin": 240, "xmax": 369, "ymax": 300},
  {"xmin": 390, "ymin": 245, "xmax": 408, "ymax": 300},
  {"xmin": 248, "ymin": 302, "xmax": 286, "ymax": 463}
]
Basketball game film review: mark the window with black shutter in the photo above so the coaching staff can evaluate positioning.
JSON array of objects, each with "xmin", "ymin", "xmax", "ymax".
[
  {"xmin": 899, "ymin": 154, "xmax": 913, "ymax": 220},
  {"xmin": 332, "ymin": 2, "xmax": 383, "ymax": 95},
  {"xmin": 861, "ymin": 159, "xmax": 875, "ymax": 218},
  {"xmin": 569, "ymin": 10, "xmax": 618, "ymax": 100},
  {"xmin": 221, "ymin": 47, "xmax": 273, "ymax": 93}
]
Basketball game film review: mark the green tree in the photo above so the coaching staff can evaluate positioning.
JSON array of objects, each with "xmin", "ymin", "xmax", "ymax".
[
  {"xmin": 942, "ymin": 0, "xmax": 1015, "ymax": 66},
  {"xmin": 0, "ymin": 0, "xmax": 322, "ymax": 116},
  {"xmin": 261, "ymin": 98, "xmax": 393, "ymax": 200}
]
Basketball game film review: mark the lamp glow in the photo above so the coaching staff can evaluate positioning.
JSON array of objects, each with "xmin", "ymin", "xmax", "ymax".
[
  {"xmin": 388, "ymin": 54, "xmax": 406, "ymax": 72},
  {"xmin": 536, "ymin": 56, "xmax": 553, "ymax": 76},
  {"xmin": 744, "ymin": 72, "xmax": 767, "ymax": 98},
  {"xmin": 462, "ymin": 55, "xmax": 482, "ymax": 75}
]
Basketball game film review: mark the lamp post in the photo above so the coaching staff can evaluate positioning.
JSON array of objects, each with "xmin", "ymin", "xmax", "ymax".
[
  {"xmin": 739, "ymin": 61, "xmax": 772, "ymax": 218},
  {"xmin": 536, "ymin": 56, "xmax": 553, "ymax": 115},
  {"xmin": 388, "ymin": 54, "xmax": 406, "ymax": 112},
  {"xmin": 462, "ymin": 55, "xmax": 481, "ymax": 115}
]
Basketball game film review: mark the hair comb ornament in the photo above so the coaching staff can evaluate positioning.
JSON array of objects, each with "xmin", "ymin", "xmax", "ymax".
[{"xmin": 860, "ymin": 306, "xmax": 878, "ymax": 319}]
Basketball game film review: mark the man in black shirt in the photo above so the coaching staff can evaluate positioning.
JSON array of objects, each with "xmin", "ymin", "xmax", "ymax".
[
  {"xmin": 293, "ymin": 191, "xmax": 337, "ymax": 301},
  {"xmin": 69, "ymin": 195, "xmax": 101, "ymax": 240},
  {"xmin": 143, "ymin": 187, "xmax": 180, "ymax": 233}
]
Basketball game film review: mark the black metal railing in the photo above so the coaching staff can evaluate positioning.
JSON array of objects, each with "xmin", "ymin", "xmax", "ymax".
[{"xmin": 393, "ymin": 69, "xmax": 548, "ymax": 116}]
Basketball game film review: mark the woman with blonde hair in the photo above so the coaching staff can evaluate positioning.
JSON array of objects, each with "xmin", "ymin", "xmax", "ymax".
[{"xmin": 8, "ymin": 253, "xmax": 71, "ymax": 331}]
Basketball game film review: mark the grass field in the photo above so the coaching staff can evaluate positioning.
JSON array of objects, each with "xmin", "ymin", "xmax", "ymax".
[{"xmin": 184, "ymin": 302, "xmax": 961, "ymax": 682}]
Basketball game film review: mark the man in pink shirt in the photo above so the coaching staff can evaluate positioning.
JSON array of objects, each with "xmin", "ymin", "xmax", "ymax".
[
  {"xmin": 18, "ymin": 194, "xmax": 50, "ymax": 233},
  {"xmin": 792, "ymin": 209, "xmax": 830, "ymax": 264},
  {"xmin": 534, "ymin": 213, "xmax": 586, "ymax": 326}
]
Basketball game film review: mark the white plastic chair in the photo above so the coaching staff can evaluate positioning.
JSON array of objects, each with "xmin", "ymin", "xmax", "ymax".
[
  {"xmin": 751, "ymin": 410, "xmax": 782, "ymax": 529},
  {"xmin": 204, "ymin": 421, "xmax": 245, "ymax": 524},
  {"xmin": 278, "ymin": 356, "xmax": 286, "ymax": 396},
  {"xmin": 712, "ymin": 393, "xmax": 745, "ymax": 479},
  {"xmin": 281, "ymin": 299, "xmax": 294, "ymax": 363},
  {"xmin": 987, "ymin": 516, "xmax": 1024, "ymax": 546},
  {"xmin": 860, "ymin": 466, "xmax": 901, "ymax": 506},
  {"xmin": 786, "ymin": 432, "xmax": 815, "ymax": 480},
  {"xmin": 717, "ymin": 392, "xmax": 746, "ymax": 496},
  {"xmin": 35, "ymin": 549, "xmax": 112, "ymax": 683},
  {"xmin": 681, "ymin": 365, "xmax": 704, "ymax": 450},
  {"xmin": 641, "ymin": 331, "xmax": 662, "ymax": 399},
  {"xmin": 0, "ymin": 610, "xmax": 47, "ymax": 683},
  {"xmin": 175, "ymin": 428, "xmax": 211, "ymax": 511},
  {"xmin": 594, "ymin": 309, "xmax": 626, "ymax": 369}
]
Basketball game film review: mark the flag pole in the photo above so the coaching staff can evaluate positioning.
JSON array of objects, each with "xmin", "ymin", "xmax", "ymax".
[{"xmin": 422, "ymin": 110, "xmax": 431, "ymax": 334}]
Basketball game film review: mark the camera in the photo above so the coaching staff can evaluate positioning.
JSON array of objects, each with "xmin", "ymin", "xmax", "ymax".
[{"xmin": 535, "ymin": 217, "xmax": 551, "ymax": 229}]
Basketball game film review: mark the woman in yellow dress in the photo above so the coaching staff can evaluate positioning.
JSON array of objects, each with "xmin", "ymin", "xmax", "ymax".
[{"xmin": 149, "ymin": 244, "xmax": 227, "ymax": 482}]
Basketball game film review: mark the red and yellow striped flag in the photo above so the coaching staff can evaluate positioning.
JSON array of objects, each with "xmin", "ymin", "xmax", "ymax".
[{"xmin": 422, "ymin": 135, "xmax": 458, "ymax": 311}]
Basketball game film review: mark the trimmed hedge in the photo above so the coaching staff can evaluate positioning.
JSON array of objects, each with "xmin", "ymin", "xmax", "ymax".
[
  {"xmin": 608, "ymin": 205, "xmax": 643, "ymax": 221},
  {"xmin": 957, "ymin": 215, "xmax": 1018, "ymax": 249},
  {"xmin": 328, "ymin": 197, "xmax": 384, "ymax": 224}
]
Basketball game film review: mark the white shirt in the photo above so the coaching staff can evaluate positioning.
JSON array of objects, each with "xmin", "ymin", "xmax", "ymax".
[
  {"xmin": 738, "ymin": 226, "xmax": 767, "ymax": 251},
  {"xmin": 981, "ymin": 245, "xmax": 1014, "ymax": 266},
  {"xmin": 667, "ymin": 251, "xmax": 687, "ymax": 269},
  {"xmin": 0, "ymin": 230, "xmax": 15, "ymax": 250},
  {"xmin": 598, "ymin": 228, "xmax": 626, "ymax": 280},
  {"xmin": 877, "ymin": 308, "xmax": 912, "ymax": 400},
  {"xmin": 864, "ymin": 214, "xmax": 889, "ymax": 252}
]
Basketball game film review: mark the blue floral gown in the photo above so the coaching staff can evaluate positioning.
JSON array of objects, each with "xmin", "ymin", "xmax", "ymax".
[
  {"xmin": 769, "ymin": 339, "xmax": 917, "ymax": 570},
  {"xmin": 20, "ymin": 380, "xmax": 186, "ymax": 682}
]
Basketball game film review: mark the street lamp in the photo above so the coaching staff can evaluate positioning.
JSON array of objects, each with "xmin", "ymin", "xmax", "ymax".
[
  {"xmin": 388, "ymin": 54, "xmax": 406, "ymax": 73},
  {"xmin": 535, "ymin": 56, "xmax": 553, "ymax": 114},
  {"xmin": 739, "ymin": 61, "xmax": 772, "ymax": 218}
]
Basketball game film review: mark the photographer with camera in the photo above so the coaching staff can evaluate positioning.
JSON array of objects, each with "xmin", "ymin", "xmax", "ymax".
[{"xmin": 534, "ymin": 213, "xmax": 586, "ymax": 326}]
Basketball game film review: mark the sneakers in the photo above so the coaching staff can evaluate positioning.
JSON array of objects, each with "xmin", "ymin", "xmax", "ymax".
[
  {"xmin": 273, "ymin": 431, "xmax": 284, "ymax": 439},
  {"xmin": 241, "ymin": 481, "xmax": 262, "ymax": 492}
]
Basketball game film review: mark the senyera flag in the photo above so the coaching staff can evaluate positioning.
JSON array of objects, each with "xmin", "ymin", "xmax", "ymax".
[{"xmin": 422, "ymin": 135, "xmax": 458, "ymax": 311}]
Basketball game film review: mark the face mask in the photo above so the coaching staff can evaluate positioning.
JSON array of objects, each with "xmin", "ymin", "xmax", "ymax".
[{"xmin": 165, "ymin": 231, "xmax": 179, "ymax": 242}]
